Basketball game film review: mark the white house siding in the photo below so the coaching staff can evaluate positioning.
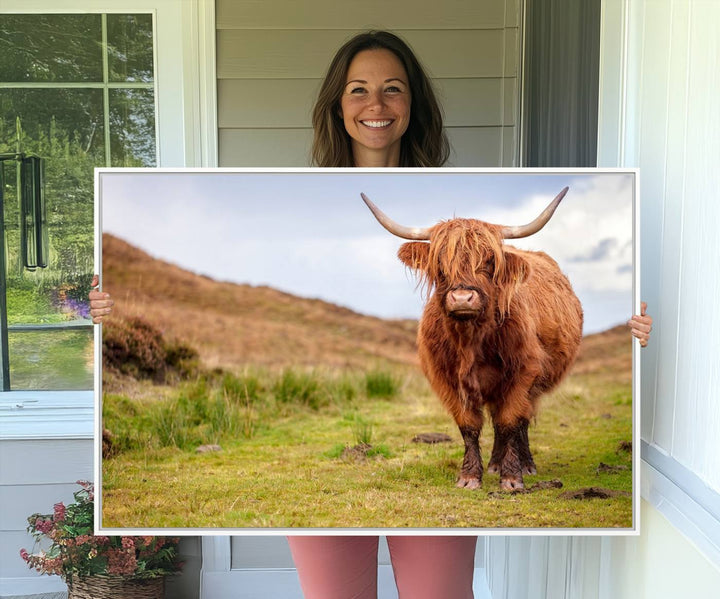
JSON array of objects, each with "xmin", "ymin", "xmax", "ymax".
[
  {"xmin": 0, "ymin": 438, "xmax": 92, "ymax": 598},
  {"xmin": 618, "ymin": 0, "xmax": 720, "ymax": 493},
  {"xmin": 485, "ymin": 0, "xmax": 720, "ymax": 597},
  {"xmin": 215, "ymin": 0, "xmax": 522, "ymax": 167}
]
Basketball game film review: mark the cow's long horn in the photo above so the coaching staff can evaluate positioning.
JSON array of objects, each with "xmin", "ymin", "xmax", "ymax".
[
  {"xmin": 361, "ymin": 193, "xmax": 432, "ymax": 240},
  {"xmin": 500, "ymin": 187, "xmax": 569, "ymax": 239}
]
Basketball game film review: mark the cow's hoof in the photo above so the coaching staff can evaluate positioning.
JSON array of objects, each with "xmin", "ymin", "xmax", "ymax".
[
  {"xmin": 500, "ymin": 476, "xmax": 525, "ymax": 492},
  {"xmin": 522, "ymin": 464, "xmax": 537, "ymax": 476},
  {"xmin": 487, "ymin": 461, "xmax": 500, "ymax": 474},
  {"xmin": 456, "ymin": 475, "xmax": 482, "ymax": 490}
]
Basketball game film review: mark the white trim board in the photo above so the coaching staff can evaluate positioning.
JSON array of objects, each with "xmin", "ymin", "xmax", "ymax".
[
  {"xmin": 641, "ymin": 454, "xmax": 720, "ymax": 567},
  {"xmin": 0, "ymin": 392, "xmax": 93, "ymax": 440}
]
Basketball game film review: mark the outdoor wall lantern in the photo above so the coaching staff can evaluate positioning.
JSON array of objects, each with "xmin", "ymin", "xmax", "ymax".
[
  {"xmin": 0, "ymin": 152, "xmax": 48, "ymax": 391},
  {"xmin": 1, "ymin": 152, "xmax": 48, "ymax": 270}
]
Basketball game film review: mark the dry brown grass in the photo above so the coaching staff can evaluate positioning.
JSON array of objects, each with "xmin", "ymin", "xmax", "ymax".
[
  {"xmin": 573, "ymin": 324, "xmax": 632, "ymax": 384},
  {"xmin": 102, "ymin": 234, "xmax": 418, "ymax": 372}
]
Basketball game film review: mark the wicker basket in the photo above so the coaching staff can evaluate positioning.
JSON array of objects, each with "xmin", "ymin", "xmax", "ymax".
[{"xmin": 67, "ymin": 575, "xmax": 165, "ymax": 599}]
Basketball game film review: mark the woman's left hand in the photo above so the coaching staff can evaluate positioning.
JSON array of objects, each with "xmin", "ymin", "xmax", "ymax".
[
  {"xmin": 89, "ymin": 274, "xmax": 114, "ymax": 324},
  {"xmin": 628, "ymin": 301, "xmax": 652, "ymax": 348}
]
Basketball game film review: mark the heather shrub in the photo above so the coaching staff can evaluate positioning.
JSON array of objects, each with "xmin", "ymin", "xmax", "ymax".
[{"xmin": 102, "ymin": 315, "xmax": 198, "ymax": 383}]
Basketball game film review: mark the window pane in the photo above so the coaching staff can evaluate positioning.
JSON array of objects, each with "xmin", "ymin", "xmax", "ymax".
[
  {"xmin": 1, "ymin": 88, "xmax": 101, "ymax": 286},
  {"xmin": 0, "ymin": 14, "xmax": 103, "ymax": 82},
  {"xmin": 2, "ymin": 90, "xmax": 97, "ymax": 390},
  {"xmin": 0, "ymin": 89, "xmax": 106, "ymax": 165},
  {"xmin": 8, "ymin": 329, "xmax": 93, "ymax": 390},
  {"xmin": 109, "ymin": 89, "xmax": 157, "ymax": 166},
  {"xmin": 107, "ymin": 14, "xmax": 154, "ymax": 83}
]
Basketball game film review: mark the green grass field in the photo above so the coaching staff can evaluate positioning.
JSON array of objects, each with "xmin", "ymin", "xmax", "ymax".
[{"xmin": 101, "ymin": 367, "xmax": 633, "ymax": 530}]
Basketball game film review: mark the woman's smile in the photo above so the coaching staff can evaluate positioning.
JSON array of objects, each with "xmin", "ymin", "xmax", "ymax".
[{"xmin": 361, "ymin": 119, "xmax": 394, "ymax": 128}]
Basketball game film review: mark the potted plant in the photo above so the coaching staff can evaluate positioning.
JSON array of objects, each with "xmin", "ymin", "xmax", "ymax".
[{"xmin": 20, "ymin": 481, "xmax": 182, "ymax": 599}]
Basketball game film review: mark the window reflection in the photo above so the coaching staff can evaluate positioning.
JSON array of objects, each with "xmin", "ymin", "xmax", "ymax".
[{"xmin": 0, "ymin": 13, "xmax": 156, "ymax": 390}]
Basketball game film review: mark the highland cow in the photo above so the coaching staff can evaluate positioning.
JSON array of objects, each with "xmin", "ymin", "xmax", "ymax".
[{"xmin": 362, "ymin": 188, "xmax": 583, "ymax": 491}]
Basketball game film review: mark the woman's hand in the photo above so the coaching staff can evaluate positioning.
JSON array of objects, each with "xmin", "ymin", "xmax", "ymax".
[
  {"xmin": 628, "ymin": 301, "xmax": 652, "ymax": 348},
  {"xmin": 88, "ymin": 274, "xmax": 114, "ymax": 324}
]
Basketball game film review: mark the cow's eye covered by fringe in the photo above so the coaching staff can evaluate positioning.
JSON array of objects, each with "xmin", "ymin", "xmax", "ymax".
[{"xmin": 478, "ymin": 256, "xmax": 494, "ymax": 274}]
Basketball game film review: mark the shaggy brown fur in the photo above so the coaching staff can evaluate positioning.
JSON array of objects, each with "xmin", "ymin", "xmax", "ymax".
[{"xmin": 398, "ymin": 218, "xmax": 583, "ymax": 491}]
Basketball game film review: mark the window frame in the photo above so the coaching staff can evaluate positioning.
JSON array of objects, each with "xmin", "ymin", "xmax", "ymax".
[{"xmin": 0, "ymin": 0, "xmax": 217, "ymax": 440}]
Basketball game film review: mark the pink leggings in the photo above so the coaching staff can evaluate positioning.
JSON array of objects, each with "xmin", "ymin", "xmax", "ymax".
[{"xmin": 287, "ymin": 536, "xmax": 477, "ymax": 599}]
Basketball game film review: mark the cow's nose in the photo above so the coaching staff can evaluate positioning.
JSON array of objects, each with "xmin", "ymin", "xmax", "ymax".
[{"xmin": 449, "ymin": 289, "xmax": 478, "ymax": 305}]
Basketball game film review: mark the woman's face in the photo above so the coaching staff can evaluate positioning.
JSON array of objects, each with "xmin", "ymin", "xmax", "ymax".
[{"xmin": 340, "ymin": 48, "xmax": 411, "ymax": 166}]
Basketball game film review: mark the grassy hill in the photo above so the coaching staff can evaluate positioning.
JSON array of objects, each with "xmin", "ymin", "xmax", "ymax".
[
  {"xmin": 102, "ymin": 232, "xmax": 631, "ymax": 379},
  {"xmin": 102, "ymin": 233, "xmax": 418, "ymax": 372}
]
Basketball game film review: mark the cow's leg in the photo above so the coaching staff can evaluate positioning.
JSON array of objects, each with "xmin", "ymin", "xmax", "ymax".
[
  {"xmin": 456, "ymin": 425, "xmax": 483, "ymax": 489},
  {"xmin": 517, "ymin": 419, "xmax": 537, "ymax": 475},
  {"xmin": 490, "ymin": 420, "xmax": 536, "ymax": 475},
  {"xmin": 489, "ymin": 361, "xmax": 540, "ymax": 490},
  {"xmin": 487, "ymin": 424, "xmax": 502, "ymax": 474},
  {"xmin": 492, "ymin": 420, "xmax": 530, "ymax": 491}
]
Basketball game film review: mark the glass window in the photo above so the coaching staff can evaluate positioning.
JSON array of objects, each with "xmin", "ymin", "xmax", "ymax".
[{"xmin": 0, "ymin": 13, "xmax": 157, "ymax": 390}]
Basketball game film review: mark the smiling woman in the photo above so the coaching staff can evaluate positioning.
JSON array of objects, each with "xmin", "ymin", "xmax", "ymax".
[{"xmin": 311, "ymin": 30, "xmax": 449, "ymax": 168}]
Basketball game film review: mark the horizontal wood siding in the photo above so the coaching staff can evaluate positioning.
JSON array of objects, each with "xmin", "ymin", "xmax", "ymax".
[
  {"xmin": 219, "ymin": 128, "xmax": 313, "ymax": 166},
  {"xmin": 216, "ymin": 0, "xmax": 521, "ymax": 167},
  {"xmin": 217, "ymin": 30, "xmax": 511, "ymax": 79},
  {"xmin": 216, "ymin": 0, "xmax": 514, "ymax": 30},
  {"xmin": 0, "ymin": 439, "xmax": 92, "ymax": 581},
  {"xmin": 0, "ymin": 440, "xmax": 93, "ymax": 485}
]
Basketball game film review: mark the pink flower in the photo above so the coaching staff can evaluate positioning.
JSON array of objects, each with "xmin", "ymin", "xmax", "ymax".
[
  {"xmin": 42, "ymin": 556, "xmax": 64, "ymax": 576},
  {"xmin": 19, "ymin": 548, "xmax": 29, "ymax": 562},
  {"xmin": 53, "ymin": 503, "xmax": 66, "ymax": 522},
  {"xmin": 121, "ymin": 537, "xmax": 135, "ymax": 550},
  {"xmin": 107, "ymin": 548, "xmax": 137, "ymax": 576},
  {"xmin": 34, "ymin": 518, "xmax": 53, "ymax": 534}
]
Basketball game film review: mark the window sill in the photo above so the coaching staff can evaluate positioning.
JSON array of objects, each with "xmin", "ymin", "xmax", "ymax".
[
  {"xmin": 0, "ymin": 391, "xmax": 93, "ymax": 440},
  {"xmin": 642, "ymin": 441, "xmax": 720, "ymax": 567}
]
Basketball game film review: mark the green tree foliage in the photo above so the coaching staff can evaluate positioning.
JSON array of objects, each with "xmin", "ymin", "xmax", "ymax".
[
  {"xmin": 0, "ymin": 13, "xmax": 156, "ymax": 388},
  {"xmin": 0, "ymin": 12, "xmax": 156, "ymax": 322}
]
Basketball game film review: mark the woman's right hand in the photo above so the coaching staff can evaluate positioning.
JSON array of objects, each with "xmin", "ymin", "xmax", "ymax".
[{"xmin": 89, "ymin": 274, "xmax": 114, "ymax": 324}]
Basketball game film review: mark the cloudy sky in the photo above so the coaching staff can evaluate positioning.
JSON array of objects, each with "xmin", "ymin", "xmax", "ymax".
[{"xmin": 99, "ymin": 169, "xmax": 636, "ymax": 334}]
